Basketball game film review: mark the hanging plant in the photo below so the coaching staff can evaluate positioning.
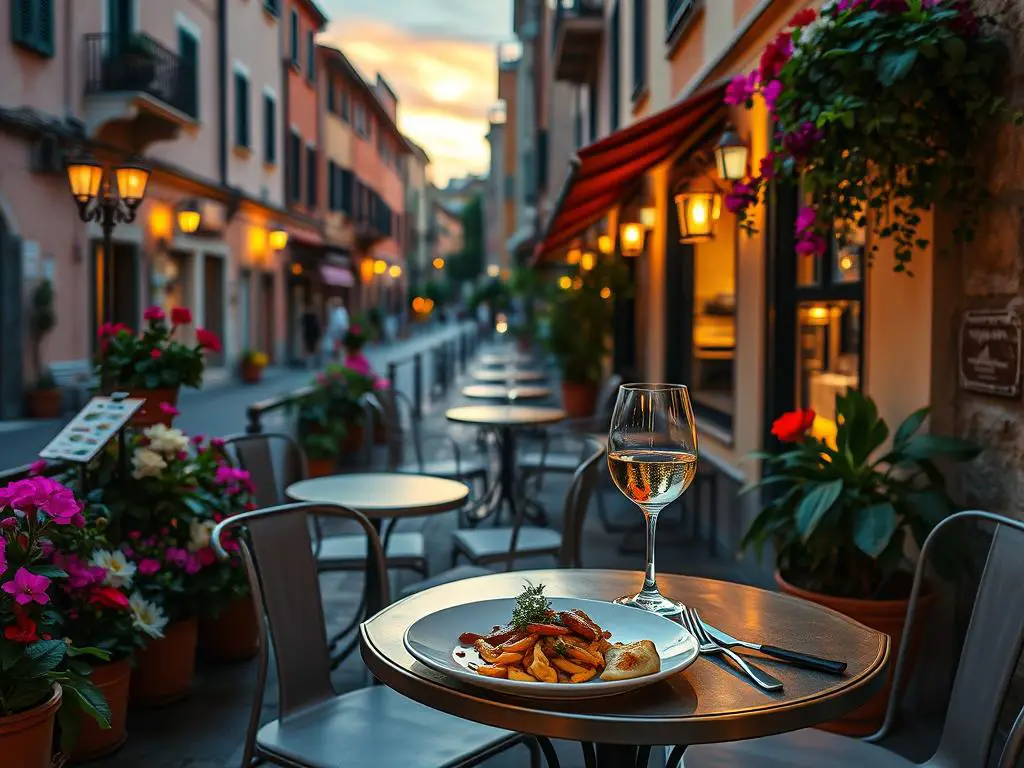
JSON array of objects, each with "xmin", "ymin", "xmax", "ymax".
[{"xmin": 725, "ymin": 0, "xmax": 1009, "ymax": 274}]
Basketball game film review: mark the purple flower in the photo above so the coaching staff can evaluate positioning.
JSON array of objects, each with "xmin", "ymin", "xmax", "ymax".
[
  {"xmin": 164, "ymin": 547, "xmax": 189, "ymax": 569},
  {"xmin": 28, "ymin": 460, "xmax": 47, "ymax": 476},
  {"xmin": 184, "ymin": 553, "xmax": 202, "ymax": 575},
  {"xmin": 795, "ymin": 207, "xmax": 818, "ymax": 235},
  {"xmin": 138, "ymin": 558, "xmax": 161, "ymax": 576},
  {"xmin": 782, "ymin": 122, "xmax": 823, "ymax": 162},
  {"xmin": 0, "ymin": 477, "xmax": 81, "ymax": 525},
  {"xmin": 724, "ymin": 72, "xmax": 757, "ymax": 106},
  {"xmin": 159, "ymin": 401, "xmax": 180, "ymax": 417},
  {"xmin": 795, "ymin": 207, "xmax": 828, "ymax": 256},
  {"xmin": 759, "ymin": 153, "xmax": 777, "ymax": 180},
  {"xmin": 762, "ymin": 80, "xmax": 783, "ymax": 112},
  {"xmin": 725, "ymin": 182, "xmax": 757, "ymax": 214},
  {"xmin": 2, "ymin": 567, "xmax": 51, "ymax": 605}
]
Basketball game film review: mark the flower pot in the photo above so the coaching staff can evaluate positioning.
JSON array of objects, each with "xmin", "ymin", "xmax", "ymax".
[
  {"xmin": 130, "ymin": 617, "xmax": 198, "ymax": 707},
  {"xmin": 561, "ymin": 381, "xmax": 598, "ymax": 418},
  {"xmin": 240, "ymin": 361, "xmax": 263, "ymax": 384},
  {"xmin": 0, "ymin": 684, "xmax": 61, "ymax": 768},
  {"xmin": 775, "ymin": 571, "xmax": 935, "ymax": 736},
  {"xmin": 25, "ymin": 388, "xmax": 62, "ymax": 419},
  {"xmin": 307, "ymin": 457, "xmax": 335, "ymax": 478},
  {"xmin": 122, "ymin": 387, "xmax": 180, "ymax": 428},
  {"xmin": 199, "ymin": 597, "xmax": 260, "ymax": 662},
  {"xmin": 71, "ymin": 659, "xmax": 130, "ymax": 761}
]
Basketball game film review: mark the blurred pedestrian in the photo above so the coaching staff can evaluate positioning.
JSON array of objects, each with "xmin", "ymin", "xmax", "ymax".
[{"xmin": 326, "ymin": 297, "xmax": 350, "ymax": 361}]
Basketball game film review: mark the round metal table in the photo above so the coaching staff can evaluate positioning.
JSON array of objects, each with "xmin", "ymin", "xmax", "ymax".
[
  {"xmin": 286, "ymin": 472, "xmax": 469, "ymax": 664},
  {"xmin": 361, "ymin": 569, "xmax": 889, "ymax": 768},
  {"xmin": 472, "ymin": 368, "xmax": 547, "ymax": 383},
  {"xmin": 446, "ymin": 405, "xmax": 566, "ymax": 527},
  {"xmin": 478, "ymin": 353, "xmax": 534, "ymax": 367},
  {"xmin": 462, "ymin": 384, "xmax": 552, "ymax": 401}
]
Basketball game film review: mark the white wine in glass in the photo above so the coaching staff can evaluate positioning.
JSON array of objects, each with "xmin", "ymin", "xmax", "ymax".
[{"xmin": 607, "ymin": 384, "xmax": 698, "ymax": 618}]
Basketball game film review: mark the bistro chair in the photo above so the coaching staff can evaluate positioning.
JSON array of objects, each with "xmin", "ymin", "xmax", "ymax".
[
  {"xmin": 401, "ymin": 438, "xmax": 605, "ymax": 597},
  {"xmin": 681, "ymin": 510, "xmax": 1024, "ymax": 768},
  {"xmin": 224, "ymin": 433, "xmax": 428, "ymax": 577},
  {"xmin": 211, "ymin": 502, "xmax": 540, "ymax": 768}
]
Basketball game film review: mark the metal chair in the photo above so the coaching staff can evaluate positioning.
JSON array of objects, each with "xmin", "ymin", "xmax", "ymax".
[
  {"xmin": 681, "ymin": 510, "xmax": 1024, "ymax": 768},
  {"xmin": 211, "ymin": 502, "xmax": 540, "ymax": 768},
  {"xmin": 224, "ymin": 433, "xmax": 427, "ymax": 577}
]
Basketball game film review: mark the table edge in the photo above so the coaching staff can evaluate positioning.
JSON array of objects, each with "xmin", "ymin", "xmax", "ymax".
[{"xmin": 284, "ymin": 474, "xmax": 470, "ymax": 518}]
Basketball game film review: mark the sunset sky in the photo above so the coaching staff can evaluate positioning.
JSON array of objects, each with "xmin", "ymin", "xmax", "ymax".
[{"xmin": 318, "ymin": 0, "xmax": 513, "ymax": 186}]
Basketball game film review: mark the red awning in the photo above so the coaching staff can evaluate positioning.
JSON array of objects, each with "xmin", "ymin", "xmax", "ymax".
[
  {"xmin": 534, "ymin": 83, "xmax": 727, "ymax": 264},
  {"xmin": 320, "ymin": 264, "xmax": 355, "ymax": 287}
]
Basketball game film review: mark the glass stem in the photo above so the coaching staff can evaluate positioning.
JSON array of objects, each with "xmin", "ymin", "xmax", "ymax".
[{"xmin": 640, "ymin": 505, "xmax": 664, "ymax": 596}]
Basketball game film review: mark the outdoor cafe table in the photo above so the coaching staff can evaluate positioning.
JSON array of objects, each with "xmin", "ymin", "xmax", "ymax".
[
  {"xmin": 462, "ymin": 383, "xmax": 552, "ymax": 401},
  {"xmin": 360, "ymin": 569, "xmax": 889, "ymax": 768},
  {"xmin": 472, "ymin": 368, "xmax": 547, "ymax": 383},
  {"xmin": 446, "ymin": 405, "xmax": 566, "ymax": 526},
  {"xmin": 479, "ymin": 352, "xmax": 533, "ymax": 367}
]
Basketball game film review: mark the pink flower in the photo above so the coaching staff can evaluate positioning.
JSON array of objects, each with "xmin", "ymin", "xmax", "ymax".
[
  {"xmin": 835, "ymin": 0, "xmax": 866, "ymax": 11},
  {"xmin": 71, "ymin": 513, "xmax": 85, "ymax": 528},
  {"xmin": 171, "ymin": 307, "xmax": 192, "ymax": 325},
  {"xmin": 762, "ymin": 80, "xmax": 783, "ymax": 112},
  {"xmin": 0, "ymin": 536, "xmax": 6, "ymax": 578},
  {"xmin": 196, "ymin": 328, "xmax": 222, "ymax": 353},
  {"xmin": 759, "ymin": 32, "xmax": 792, "ymax": 82},
  {"xmin": 164, "ymin": 547, "xmax": 189, "ymax": 569},
  {"xmin": 0, "ymin": 477, "xmax": 81, "ymax": 525},
  {"xmin": 159, "ymin": 401, "xmax": 180, "ymax": 416},
  {"xmin": 184, "ymin": 553, "xmax": 202, "ymax": 575},
  {"xmin": 373, "ymin": 376, "xmax": 390, "ymax": 391},
  {"xmin": 2, "ymin": 567, "xmax": 50, "ymax": 605},
  {"xmin": 724, "ymin": 72, "xmax": 757, "ymax": 106},
  {"xmin": 0, "ymin": 517, "xmax": 15, "ymax": 530},
  {"xmin": 138, "ymin": 558, "xmax": 161, "ymax": 576},
  {"xmin": 143, "ymin": 306, "xmax": 166, "ymax": 322},
  {"xmin": 191, "ymin": 434, "xmax": 206, "ymax": 446},
  {"xmin": 795, "ymin": 207, "xmax": 828, "ymax": 256},
  {"xmin": 344, "ymin": 353, "xmax": 373, "ymax": 377},
  {"xmin": 210, "ymin": 438, "xmax": 225, "ymax": 450},
  {"xmin": 197, "ymin": 548, "xmax": 216, "ymax": 567},
  {"xmin": 782, "ymin": 121, "xmax": 823, "ymax": 162},
  {"xmin": 725, "ymin": 181, "xmax": 757, "ymax": 214},
  {"xmin": 128, "ymin": 530, "xmax": 142, "ymax": 540},
  {"xmin": 759, "ymin": 154, "xmax": 777, "ymax": 180},
  {"xmin": 349, "ymin": 324, "xmax": 363, "ymax": 335},
  {"xmin": 28, "ymin": 460, "xmax": 47, "ymax": 476},
  {"xmin": 151, "ymin": 348, "xmax": 162, "ymax": 360},
  {"xmin": 795, "ymin": 207, "xmax": 818, "ymax": 235}
]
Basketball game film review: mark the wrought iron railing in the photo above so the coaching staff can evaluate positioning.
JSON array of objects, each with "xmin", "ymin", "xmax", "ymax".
[
  {"xmin": 84, "ymin": 33, "xmax": 198, "ymax": 119},
  {"xmin": 553, "ymin": 0, "xmax": 604, "ymax": 50}
]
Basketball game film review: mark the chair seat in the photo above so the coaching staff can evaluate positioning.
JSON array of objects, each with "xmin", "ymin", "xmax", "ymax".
[
  {"xmin": 257, "ymin": 684, "xmax": 521, "ymax": 768},
  {"xmin": 453, "ymin": 527, "xmax": 562, "ymax": 564},
  {"xmin": 316, "ymin": 532, "xmax": 425, "ymax": 571},
  {"xmin": 401, "ymin": 565, "xmax": 494, "ymax": 597},
  {"xmin": 398, "ymin": 457, "xmax": 489, "ymax": 479},
  {"xmin": 518, "ymin": 451, "xmax": 582, "ymax": 473},
  {"xmin": 683, "ymin": 727, "xmax": 915, "ymax": 768}
]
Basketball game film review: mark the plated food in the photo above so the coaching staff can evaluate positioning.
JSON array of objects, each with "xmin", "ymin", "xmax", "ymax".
[{"xmin": 456, "ymin": 584, "xmax": 661, "ymax": 684}]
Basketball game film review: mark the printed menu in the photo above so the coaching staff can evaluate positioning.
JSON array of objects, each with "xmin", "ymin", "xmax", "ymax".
[{"xmin": 38, "ymin": 396, "xmax": 144, "ymax": 463}]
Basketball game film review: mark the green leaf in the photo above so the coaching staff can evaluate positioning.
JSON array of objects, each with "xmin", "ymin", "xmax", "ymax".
[
  {"xmin": 29, "ymin": 564, "xmax": 68, "ymax": 579},
  {"xmin": 795, "ymin": 479, "xmax": 844, "ymax": 541},
  {"xmin": 893, "ymin": 407, "xmax": 929, "ymax": 447},
  {"xmin": 900, "ymin": 434, "xmax": 981, "ymax": 462},
  {"xmin": 878, "ymin": 49, "xmax": 918, "ymax": 86},
  {"xmin": 853, "ymin": 503, "xmax": 898, "ymax": 557},
  {"xmin": 26, "ymin": 639, "xmax": 67, "ymax": 674},
  {"xmin": 61, "ymin": 676, "xmax": 112, "ymax": 732}
]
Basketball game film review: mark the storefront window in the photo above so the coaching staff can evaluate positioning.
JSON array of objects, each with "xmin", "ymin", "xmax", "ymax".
[{"xmin": 797, "ymin": 300, "xmax": 861, "ymax": 444}]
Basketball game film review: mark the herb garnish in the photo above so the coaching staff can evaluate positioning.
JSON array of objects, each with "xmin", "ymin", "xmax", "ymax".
[
  {"xmin": 511, "ymin": 582, "xmax": 551, "ymax": 630},
  {"xmin": 552, "ymin": 639, "xmax": 570, "ymax": 658}
]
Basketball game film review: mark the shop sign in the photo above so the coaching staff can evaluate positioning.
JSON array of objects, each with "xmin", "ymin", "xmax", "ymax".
[{"xmin": 959, "ymin": 309, "xmax": 1022, "ymax": 398}]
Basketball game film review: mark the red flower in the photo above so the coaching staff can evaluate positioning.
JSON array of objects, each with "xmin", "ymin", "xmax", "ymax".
[
  {"xmin": 150, "ymin": 348, "xmax": 162, "ymax": 359},
  {"xmin": 3, "ymin": 612, "xmax": 38, "ymax": 644},
  {"xmin": 143, "ymin": 306, "xmax": 166, "ymax": 322},
  {"xmin": 789, "ymin": 8, "xmax": 817, "ymax": 27},
  {"xmin": 196, "ymin": 328, "xmax": 222, "ymax": 353},
  {"xmin": 171, "ymin": 307, "xmax": 193, "ymax": 325},
  {"xmin": 771, "ymin": 409, "xmax": 816, "ymax": 443},
  {"xmin": 759, "ymin": 32, "xmax": 792, "ymax": 82},
  {"xmin": 89, "ymin": 586, "xmax": 131, "ymax": 610}
]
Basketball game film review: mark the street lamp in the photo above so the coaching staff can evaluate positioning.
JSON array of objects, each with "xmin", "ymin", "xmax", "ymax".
[
  {"xmin": 66, "ymin": 153, "xmax": 151, "ymax": 323},
  {"xmin": 268, "ymin": 227, "xmax": 289, "ymax": 251},
  {"xmin": 619, "ymin": 222, "xmax": 646, "ymax": 257},
  {"xmin": 714, "ymin": 124, "xmax": 749, "ymax": 182},
  {"xmin": 389, "ymin": 264, "xmax": 402, "ymax": 278},
  {"xmin": 432, "ymin": 257, "xmax": 445, "ymax": 270},
  {"xmin": 176, "ymin": 199, "xmax": 201, "ymax": 235},
  {"xmin": 674, "ymin": 190, "xmax": 722, "ymax": 243}
]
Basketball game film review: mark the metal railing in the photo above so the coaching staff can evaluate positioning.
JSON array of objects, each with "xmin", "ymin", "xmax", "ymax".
[{"xmin": 84, "ymin": 33, "xmax": 198, "ymax": 118}]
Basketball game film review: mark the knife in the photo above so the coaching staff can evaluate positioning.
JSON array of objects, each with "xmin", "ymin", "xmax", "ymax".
[{"xmin": 702, "ymin": 621, "xmax": 848, "ymax": 675}]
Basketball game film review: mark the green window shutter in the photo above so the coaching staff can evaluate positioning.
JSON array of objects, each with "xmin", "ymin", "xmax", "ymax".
[
  {"xmin": 234, "ymin": 72, "xmax": 250, "ymax": 148},
  {"xmin": 12, "ymin": 0, "xmax": 53, "ymax": 56},
  {"xmin": 11, "ymin": 0, "xmax": 29, "ymax": 47},
  {"xmin": 264, "ymin": 95, "xmax": 276, "ymax": 164},
  {"xmin": 38, "ymin": 0, "xmax": 53, "ymax": 55}
]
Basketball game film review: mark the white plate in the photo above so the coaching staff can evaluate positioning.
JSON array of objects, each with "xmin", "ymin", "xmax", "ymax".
[{"xmin": 403, "ymin": 596, "xmax": 699, "ymax": 700}]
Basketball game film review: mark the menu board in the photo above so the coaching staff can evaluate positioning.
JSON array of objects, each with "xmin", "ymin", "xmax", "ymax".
[{"xmin": 38, "ymin": 396, "xmax": 144, "ymax": 463}]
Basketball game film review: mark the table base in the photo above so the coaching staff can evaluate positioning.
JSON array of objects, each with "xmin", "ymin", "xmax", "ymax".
[{"xmin": 536, "ymin": 739, "xmax": 681, "ymax": 768}]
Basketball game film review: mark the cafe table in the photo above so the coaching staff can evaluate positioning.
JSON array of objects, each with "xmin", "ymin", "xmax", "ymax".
[
  {"xmin": 447, "ymin": 405, "xmax": 566, "ymax": 528},
  {"xmin": 361, "ymin": 569, "xmax": 889, "ymax": 768},
  {"xmin": 286, "ymin": 472, "xmax": 469, "ymax": 663},
  {"xmin": 462, "ymin": 383, "xmax": 552, "ymax": 401},
  {"xmin": 478, "ymin": 352, "xmax": 533, "ymax": 367},
  {"xmin": 472, "ymin": 368, "xmax": 548, "ymax": 383}
]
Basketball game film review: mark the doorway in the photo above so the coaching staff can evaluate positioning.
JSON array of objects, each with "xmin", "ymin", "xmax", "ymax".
[
  {"xmin": 91, "ymin": 240, "xmax": 139, "ymax": 354},
  {"xmin": 259, "ymin": 272, "xmax": 275, "ymax": 363},
  {"xmin": 238, "ymin": 268, "xmax": 252, "ymax": 352},
  {"xmin": 203, "ymin": 254, "xmax": 226, "ymax": 367}
]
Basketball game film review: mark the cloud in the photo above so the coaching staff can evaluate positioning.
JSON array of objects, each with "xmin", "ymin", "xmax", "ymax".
[{"xmin": 317, "ymin": 2, "xmax": 512, "ymax": 184}]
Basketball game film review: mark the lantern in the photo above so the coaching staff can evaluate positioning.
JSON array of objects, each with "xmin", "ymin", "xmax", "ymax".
[
  {"xmin": 619, "ymin": 222, "xmax": 646, "ymax": 257},
  {"xmin": 674, "ymin": 191, "xmax": 722, "ymax": 243},
  {"xmin": 268, "ymin": 228, "xmax": 289, "ymax": 251},
  {"xmin": 114, "ymin": 161, "xmax": 150, "ymax": 208},
  {"xmin": 714, "ymin": 125, "xmax": 749, "ymax": 182},
  {"xmin": 65, "ymin": 155, "xmax": 104, "ymax": 205},
  {"xmin": 176, "ymin": 200, "xmax": 201, "ymax": 234}
]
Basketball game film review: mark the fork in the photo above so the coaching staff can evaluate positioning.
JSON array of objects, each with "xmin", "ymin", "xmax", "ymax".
[{"xmin": 682, "ymin": 607, "xmax": 783, "ymax": 692}]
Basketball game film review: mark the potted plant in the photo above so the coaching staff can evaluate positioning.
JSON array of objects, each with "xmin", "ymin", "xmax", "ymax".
[
  {"xmin": 96, "ymin": 306, "xmax": 219, "ymax": 428},
  {"xmin": 239, "ymin": 349, "xmax": 268, "ymax": 384},
  {"xmin": 340, "ymin": 327, "xmax": 390, "ymax": 443},
  {"xmin": 121, "ymin": 34, "xmax": 157, "ymax": 90},
  {"xmin": 0, "ymin": 477, "xmax": 112, "ymax": 768},
  {"xmin": 25, "ymin": 280, "xmax": 60, "ymax": 419},
  {"xmin": 742, "ymin": 390, "xmax": 980, "ymax": 735}
]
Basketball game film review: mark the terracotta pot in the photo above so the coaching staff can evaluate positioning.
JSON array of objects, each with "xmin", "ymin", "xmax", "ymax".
[
  {"xmin": 775, "ymin": 571, "xmax": 934, "ymax": 736},
  {"xmin": 307, "ymin": 457, "xmax": 335, "ymax": 478},
  {"xmin": 26, "ymin": 388, "xmax": 62, "ymax": 419},
  {"xmin": 240, "ymin": 361, "xmax": 263, "ymax": 384},
  {"xmin": 0, "ymin": 684, "xmax": 61, "ymax": 768},
  {"xmin": 130, "ymin": 617, "xmax": 198, "ymax": 707},
  {"xmin": 123, "ymin": 387, "xmax": 180, "ymax": 428},
  {"xmin": 71, "ymin": 659, "xmax": 130, "ymax": 761},
  {"xmin": 561, "ymin": 381, "xmax": 598, "ymax": 418},
  {"xmin": 199, "ymin": 597, "xmax": 260, "ymax": 662}
]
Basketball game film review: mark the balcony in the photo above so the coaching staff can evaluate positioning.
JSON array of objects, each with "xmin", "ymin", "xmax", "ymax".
[
  {"xmin": 83, "ymin": 33, "xmax": 197, "ymax": 149},
  {"xmin": 553, "ymin": 0, "xmax": 604, "ymax": 84}
]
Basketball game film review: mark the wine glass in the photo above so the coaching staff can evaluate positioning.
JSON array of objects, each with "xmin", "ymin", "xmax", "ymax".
[{"xmin": 607, "ymin": 383, "xmax": 698, "ymax": 618}]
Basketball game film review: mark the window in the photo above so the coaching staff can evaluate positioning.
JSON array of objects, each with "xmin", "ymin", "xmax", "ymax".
[
  {"xmin": 327, "ymin": 160, "xmax": 337, "ymax": 209},
  {"xmin": 352, "ymin": 179, "xmax": 364, "ymax": 221},
  {"xmin": 306, "ymin": 144, "xmax": 317, "ymax": 208},
  {"xmin": 327, "ymin": 75, "xmax": 336, "ymax": 113},
  {"xmin": 632, "ymin": 0, "xmax": 647, "ymax": 99},
  {"xmin": 177, "ymin": 23, "xmax": 200, "ymax": 119},
  {"xmin": 666, "ymin": 0, "xmax": 695, "ymax": 39},
  {"xmin": 263, "ymin": 0, "xmax": 280, "ymax": 17},
  {"xmin": 289, "ymin": 9, "xmax": 300, "ymax": 66},
  {"xmin": 288, "ymin": 130, "xmax": 302, "ymax": 203},
  {"xmin": 306, "ymin": 30, "xmax": 315, "ymax": 81},
  {"xmin": 233, "ymin": 68, "xmax": 250, "ymax": 149},
  {"xmin": 263, "ymin": 92, "xmax": 277, "ymax": 164},
  {"xmin": 12, "ymin": 0, "xmax": 55, "ymax": 57},
  {"xmin": 340, "ymin": 169, "xmax": 353, "ymax": 214},
  {"xmin": 609, "ymin": 3, "xmax": 621, "ymax": 132},
  {"xmin": 340, "ymin": 88, "xmax": 350, "ymax": 122},
  {"xmin": 354, "ymin": 101, "xmax": 367, "ymax": 137}
]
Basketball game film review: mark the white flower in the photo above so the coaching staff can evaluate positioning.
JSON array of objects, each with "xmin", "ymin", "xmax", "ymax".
[
  {"xmin": 129, "ymin": 593, "xmax": 168, "ymax": 640},
  {"xmin": 796, "ymin": 14, "xmax": 834, "ymax": 49},
  {"xmin": 188, "ymin": 520, "xmax": 216, "ymax": 553},
  {"xmin": 144, "ymin": 424, "xmax": 190, "ymax": 457},
  {"xmin": 90, "ymin": 549, "xmax": 137, "ymax": 588},
  {"xmin": 131, "ymin": 447, "xmax": 167, "ymax": 479}
]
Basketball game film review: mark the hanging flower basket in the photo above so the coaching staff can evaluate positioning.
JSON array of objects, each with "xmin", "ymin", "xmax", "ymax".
[{"xmin": 725, "ymin": 0, "xmax": 1009, "ymax": 274}]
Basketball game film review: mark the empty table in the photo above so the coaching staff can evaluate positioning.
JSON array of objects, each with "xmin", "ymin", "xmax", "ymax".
[
  {"xmin": 472, "ymin": 368, "xmax": 547, "ymax": 383},
  {"xmin": 478, "ymin": 353, "xmax": 533, "ymax": 367},
  {"xmin": 446, "ymin": 405, "xmax": 565, "ymax": 527},
  {"xmin": 361, "ymin": 568, "xmax": 890, "ymax": 768},
  {"xmin": 462, "ymin": 384, "xmax": 552, "ymax": 401}
]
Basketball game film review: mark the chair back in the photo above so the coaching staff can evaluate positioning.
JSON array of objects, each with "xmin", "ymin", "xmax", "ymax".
[
  {"xmin": 593, "ymin": 374, "xmax": 623, "ymax": 428},
  {"xmin": 558, "ymin": 438, "xmax": 606, "ymax": 568},
  {"xmin": 223, "ymin": 433, "xmax": 307, "ymax": 508},
  {"xmin": 369, "ymin": 388, "xmax": 416, "ymax": 471},
  {"xmin": 211, "ymin": 502, "xmax": 388, "ymax": 722},
  {"xmin": 879, "ymin": 511, "xmax": 1024, "ymax": 768}
]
